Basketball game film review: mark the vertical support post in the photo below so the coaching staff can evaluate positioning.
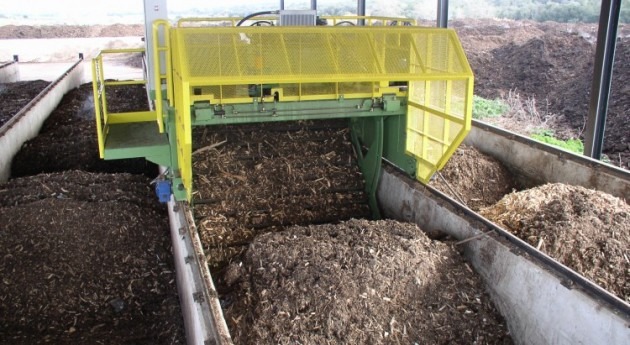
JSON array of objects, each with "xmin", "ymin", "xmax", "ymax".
[
  {"xmin": 311, "ymin": 0, "xmax": 317, "ymax": 10},
  {"xmin": 357, "ymin": 0, "xmax": 366, "ymax": 26},
  {"xmin": 584, "ymin": 0, "xmax": 621, "ymax": 160},
  {"xmin": 143, "ymin": 0, "xmax": 168, "ymax": 98},
  {"xmin": 280, "ymin": 0, "xmax": 285, "ymax": 10},
  {"xmin": 437, "ymin": 0, "xmax": 449, "ymax": 28},
  {"xmin": 350, "ymin": 117, "xmax": 384, "ymax": 220}
]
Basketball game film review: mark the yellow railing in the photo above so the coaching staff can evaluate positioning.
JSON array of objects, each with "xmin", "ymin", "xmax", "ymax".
[
  {"xmin": 91, "ymin": 48, "xmax": 154, "ymax": 158},
  {"xmin": 152, "ymin": 19, "xmax": 173, "ymax": 133}
]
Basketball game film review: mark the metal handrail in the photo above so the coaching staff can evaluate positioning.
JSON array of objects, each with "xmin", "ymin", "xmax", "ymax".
[{"xmin": 91, "ymin": 48, "xmax": 150, "ymax": 158}]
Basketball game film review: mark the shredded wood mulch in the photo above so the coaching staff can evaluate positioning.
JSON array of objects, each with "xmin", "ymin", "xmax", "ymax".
[
  {"xmin": 11, "ymin": 83, "xmax": 154, "ymax": 177},
  {"xmin": 0, "ymin": 80, "xmax": 50, "ymax": 127},
  {"xmin": 480, "ymin": 183, "xmax": 630, "ymax": 302},
  {"xmin": 1, "ymin": 82, "xmax": 184, "ymax": 343},
  {"xmin": 430, "ymin": 145, "xmax": 519, "ymax": 211},
  {"xmin": 192, "ymin": 122, "xmax": 512, "ymax": 344},
  {"xmin": 222, "ymin": 218, "xmax": 513, "ymax": 345},
  {"xmin": 192, "ymin": 120, "xmax": 372, "ymax": 269},
  {"xmin": 0, "ymin": 171, "xmax": 184, "ymax": 344}
]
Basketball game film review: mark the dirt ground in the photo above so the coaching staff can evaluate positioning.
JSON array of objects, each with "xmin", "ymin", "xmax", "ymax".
[
  {"xmin": 0, "ymin": 83, "xmax": 185, "ymax": 343},
  {"xmin": 222, "ymin": 219, "xmax": 512, "ymax": 344},
  {"xmin": 480, "ymin": 183, "xmax": 629, "ymax": 302}
]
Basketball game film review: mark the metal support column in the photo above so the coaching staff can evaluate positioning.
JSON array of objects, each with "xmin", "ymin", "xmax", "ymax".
[
  {"xmin": 358, "ymin": 0, "xmax": 366, "ymax": 26},
  {"xmin": 437, "ymin": 0, "xmax": 449, "ymax": 28},
  {"xmin": 584, "ymin": 0, "xmax": 622, "ymax": 159},
  {"xmin": 280, "ymin": 0, "xmax": 284, "ymax": 10},
  {"xmin": 311, "ymin": 0, "xmax": 317, "ymax": 10},
  {"xmin": 143, "ymin": 0, "xmax": 168, "ymax": 97}
]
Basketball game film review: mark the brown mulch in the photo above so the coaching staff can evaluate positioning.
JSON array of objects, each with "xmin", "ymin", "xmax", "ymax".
[
  {"xmin": 0, "ymin": 80, "xmax": 50, "ymax": 127},
  {"xmin": 480, "ymin": 183, "xmax": 630, "ymax": 302},
  {"xmin": 430, "ymin": 145, "xmax": 519, "ymax": 211},
  {"xmin": 0, "ymin": 170, "xmax": 185, "ymax": 344},
  {"xmin": 11, "ymin": 83, "xmax": 154, "ymax": 177},
  {"xmin": 192, "ymin": 120, "xmax": 372, "ymax": 269},
  {"xmin": 1, "ymin": 80, "xmax": 185, "ymax": 343},
  {"xmin": 459, "ymin": 19, "xmax": 630, "ymax": 169},
  {"xmin": 192, "ymin": 122, "xmax": 512, "ymax": 344},
  {"xmin": 0, "ymin": 24, "xmax": 144, "ymax": 39},
  {"xmin": 221, "ymin": 218, "xmax": 513, "ymax": 345}
]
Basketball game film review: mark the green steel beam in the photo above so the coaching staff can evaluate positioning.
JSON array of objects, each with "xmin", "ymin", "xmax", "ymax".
[{"xmin": 192, "ymin": 98, "xmax": 406, "ymax": 126}]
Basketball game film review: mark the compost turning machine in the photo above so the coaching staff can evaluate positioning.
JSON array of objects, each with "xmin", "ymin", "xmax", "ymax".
[{"xmin": 91, "ymin": 8, "xmax": 473, "ymax": 217}]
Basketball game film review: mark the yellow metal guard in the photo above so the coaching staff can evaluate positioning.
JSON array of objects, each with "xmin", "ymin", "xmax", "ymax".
[
  {"xmin": 155, "ymin": 24, "xmax": 473, "ymax": 199},
  {"xmin": 91, "ymin": 48, "xmax": 155, "ymax": 159}
]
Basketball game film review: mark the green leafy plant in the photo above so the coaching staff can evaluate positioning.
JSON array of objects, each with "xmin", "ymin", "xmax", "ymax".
[
  {"xmin": 531, "ymin": 130, "xmax": 584, "ymax": 154},
  {"xmin": 473, "ymin": 96, "xmax": 509, "ymax": 120}
]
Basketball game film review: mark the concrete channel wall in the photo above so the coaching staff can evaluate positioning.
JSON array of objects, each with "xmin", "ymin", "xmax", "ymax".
[
  {"xmin": 0, "ymin": 61, "xmax": 19, "ymax": 82},
  {"xmin": 0, "ymin": 60, "xmax": 83, "ymax": 182},
  {"xmin": 465, "ymin": 120, "xmax": 630, "ymax": 200},
  {"xmin": 167, "ymin": 196, "xmax": 233, "ymax": 345},
  {"xmin": 378, "ymin": 169, "xmax": 629, "ymax": 345}
]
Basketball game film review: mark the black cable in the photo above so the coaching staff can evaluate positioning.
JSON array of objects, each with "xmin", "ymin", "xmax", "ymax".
[
  {"xmin": 236, "ymin": 10, "xmax": 279, "ymax": 26},
  {"xmin": 250, "ymin": 21, "xmax": 274, "ymax": 26}
]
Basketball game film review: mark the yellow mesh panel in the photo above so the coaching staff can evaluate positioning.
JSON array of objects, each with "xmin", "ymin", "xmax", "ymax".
[
  {"xmin": 407, "ymin": 77, "xmax": 473, "ymax": 183},
  {"xmin": 167, "ymin": 24, "xmax": 473, "ymax": 197},
  {"xmin": 172, "ymin": 27, "xmax": 471, "ymax": 83}
]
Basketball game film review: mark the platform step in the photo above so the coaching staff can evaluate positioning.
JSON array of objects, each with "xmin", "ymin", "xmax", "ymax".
[{"xmin": 104, "ymin": 122, "xmax": 170, "ymax": 164}]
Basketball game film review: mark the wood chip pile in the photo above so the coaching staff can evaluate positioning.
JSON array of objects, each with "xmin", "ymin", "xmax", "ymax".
[
  {"xmin": 480, "ymin": 183, "xmax": 629, "ymax": 302},
  {"xmin": 430, "ymin": 145, "xmax": 519, "ymax": 211},
  {"xmin": 221, "ymin": 219, "xmax": 513, "ymax": 344},
  {"xmin": 192, "ymin": 121, "xmax": 371, "ymax": 269}
]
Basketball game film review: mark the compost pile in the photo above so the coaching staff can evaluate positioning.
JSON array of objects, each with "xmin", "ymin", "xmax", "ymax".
[
  {"xmin": 11, "ymin": 83, "xmax": 152, "ymax": 177},
  {"xmin": 456, "ymin": 19, "xmax": 630, "ymax": 169},
  {"xmin": 0, "ymin": 23, "xmax": 143, "ymax": 39},
  {"xmin": 222, "ymin": 218, "xmax": 512, "ymax": 345},
  {"xmin": 0, "ymin": 82, "xmax": 185, "ymax": 343},
  {"xmin": 480, "ymin": 183, "xmax": 629, "ymax": 302},
  {"xmin": 0, "ymin": 171, "xmax": 183, "ymax": 344},
  {"xmin": 430, "ymin": 145, "xmax": 518, "ymax": 211},
  {"xmin": 192, "ymin": 121, "xmax": 371, "ymax": 268},
  {"xmin": 0, "ymin": 80, "xmax": 49, "ymax": 127}
]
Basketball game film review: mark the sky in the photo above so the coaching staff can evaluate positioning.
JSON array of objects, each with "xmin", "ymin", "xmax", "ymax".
[
  {"xmin": 0, "ymin": 0, "xmax": 360, "ymax": 22},
  {"xmin": 0, "ymin": 0, "xmax": 364, "ymax": 13}
]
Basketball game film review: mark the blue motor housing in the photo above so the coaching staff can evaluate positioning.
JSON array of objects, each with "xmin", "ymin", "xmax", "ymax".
[{"xmin": 155, "ymin": 180, "xmax": 172, "ymax": 203}]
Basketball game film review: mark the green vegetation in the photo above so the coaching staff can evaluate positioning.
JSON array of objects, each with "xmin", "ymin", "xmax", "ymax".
[
  {"xmin": 472, "ymin": 96, "xmax": 508, "ymax": 120},
  {"xmin": 531, "ymin": 130, "xmax": 584, "ymax": 154}
]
